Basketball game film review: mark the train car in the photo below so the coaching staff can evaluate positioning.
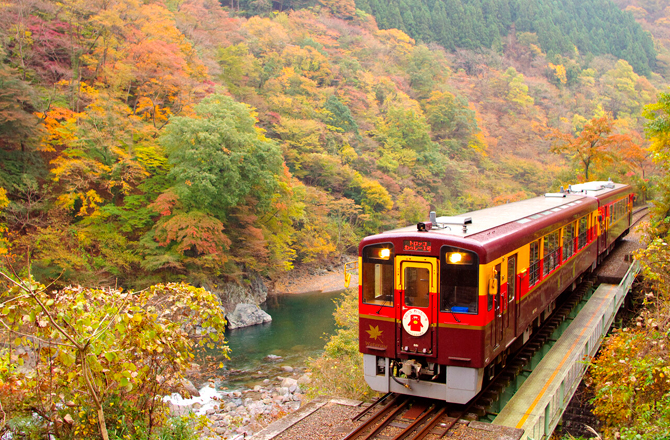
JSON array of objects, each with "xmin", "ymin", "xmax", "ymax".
[{"xmin": 357, "ymin": 181, "xmax": 633, "ymax": 404}]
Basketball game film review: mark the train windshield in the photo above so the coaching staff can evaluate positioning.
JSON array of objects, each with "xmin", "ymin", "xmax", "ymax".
[
  {"xmin": 440, "ymin": 246, "xmax": 479, "ymax": 314},
  {"xmin": 362, "ymin": 244, "xmax": 394, "ymax": 306}
]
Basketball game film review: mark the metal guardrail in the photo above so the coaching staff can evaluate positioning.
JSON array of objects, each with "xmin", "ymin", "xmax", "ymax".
[
  {"xmin": 344, "ymin": 260, "xmax": 358, "ymax": 288},
  {"xmin": 520, "ymin": 260, "xmax": 641, "ymax": 440}
]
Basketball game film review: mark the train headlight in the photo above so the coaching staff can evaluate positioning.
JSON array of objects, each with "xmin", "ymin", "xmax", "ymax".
[
  {"xmin": 380, "ymin": 248, "xmax": 391, "ymax": 259},
  {"xmin": 446, "ymin": 252, "xmax": 473, "ymax": 265}
]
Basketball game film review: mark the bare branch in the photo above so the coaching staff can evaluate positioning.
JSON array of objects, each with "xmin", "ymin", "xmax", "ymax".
[{"xmin": 0, "ymin": 319, "xmax": 76, "ymax": 349}]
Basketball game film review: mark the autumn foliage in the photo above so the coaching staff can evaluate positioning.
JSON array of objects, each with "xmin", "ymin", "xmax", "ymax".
[{"xmin": 0, "ymin": 0, "xmax": 664, "ymax": 292}]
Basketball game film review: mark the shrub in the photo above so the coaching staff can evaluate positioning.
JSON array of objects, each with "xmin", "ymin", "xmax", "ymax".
[
  {"xmin": 0, "ymin": 274, "xmax": 228, "ymax": 439},
  {"xmin": 305, "ymin": 288, "xmax": 376, "ymax": 401}
]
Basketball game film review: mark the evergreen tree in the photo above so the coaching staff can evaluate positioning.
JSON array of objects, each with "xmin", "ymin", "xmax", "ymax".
[{"xmin": 350, "ymin": 0, "xmax": 656, "ymax": 75}]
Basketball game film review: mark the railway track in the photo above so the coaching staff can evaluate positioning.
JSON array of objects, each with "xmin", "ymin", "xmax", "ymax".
[
  {"xmin": 340, "ymin": 207, "xmax": 649, "ymax": 439},
  {"xmin": 631, "ymin": 205, "xmax": 649, "ymax": 228},
  {"xmin": 343, "ymin": 394, "xmax": 462, "ymax": 440}
]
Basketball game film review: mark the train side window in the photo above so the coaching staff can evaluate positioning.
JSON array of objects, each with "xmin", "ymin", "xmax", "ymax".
[
  {"xmin": 362, "ymin": 244, "xmax": 394, "ymax": 306},
  {"xmin": 578, "ymin": 216, "xmax": 588, "ymax": 248},
  {"xmin": 529, "ymin": 240, "xmax": 540, "ymax": 286},
  {"xmin": 609, "ymin": 204, "xmax": 613, "ymax": 224},
  {"xmin": 543, "ymin": 230, "xmax": 560, "ymax": 276},
  {"xmin": 440, "ymin": 247, "xmax": 479, "ymax": 314},
  {"xmin": 563, "ymin": 223, "xmax": 575, "ymax": 260}
]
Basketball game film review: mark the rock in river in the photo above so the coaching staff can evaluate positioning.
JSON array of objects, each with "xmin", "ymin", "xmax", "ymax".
[{"xmin": 226, "ymin": 303, "xmax": 272, "ymax": 329}]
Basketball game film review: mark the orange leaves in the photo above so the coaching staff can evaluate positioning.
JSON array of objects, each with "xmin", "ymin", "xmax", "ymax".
[
  {"xmin": 548, "ymin": 115, "xmax": 636, "ymax": 180},
  {"xmin": 35, "ymin": 106, "xmax": 82, "ymax": 152},
  {"xmin": 154, "ymin": 211, "xmax": 231, "ymax": 258},
  {"xmin": 318, "ymin": 0, "xmax": 355, "ymax": 19}
]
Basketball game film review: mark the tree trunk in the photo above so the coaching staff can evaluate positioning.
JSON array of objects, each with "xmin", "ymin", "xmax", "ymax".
[{"xmin": 97, "ymin": 407, "xmax": 110, "ymax": 440}]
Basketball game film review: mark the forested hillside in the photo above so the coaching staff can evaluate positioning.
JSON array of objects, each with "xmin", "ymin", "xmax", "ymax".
[
  {"xmin": 0, "ymin": 0, "xmax": 662, "ymax": 291},
  {"xmin": 357, "ymin": 0, "xmax": 657, "ymax": 76},
  {"xmin": 226, "ymin": 0, "xmax": 657, "ymax": 75}
]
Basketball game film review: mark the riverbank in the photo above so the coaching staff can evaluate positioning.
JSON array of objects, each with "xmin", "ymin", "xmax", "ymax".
[
  {"xmin": 171, "ymin": 264, "xmax": 358, "ymax": 438},
  {"xmin": 273, "ymin": 262, "xmax": 358, "ymax": 295}
]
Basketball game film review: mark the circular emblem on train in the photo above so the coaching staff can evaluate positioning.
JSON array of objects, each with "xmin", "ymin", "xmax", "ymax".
[{"xmin": 402, "ymin": 309, "xmax": 429, "ymax": 337}]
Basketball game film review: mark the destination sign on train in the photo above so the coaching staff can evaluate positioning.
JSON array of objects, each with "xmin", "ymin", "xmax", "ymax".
[{"xmin": 403, "ymin": 240, "xmax": 431, "ymax": 252}]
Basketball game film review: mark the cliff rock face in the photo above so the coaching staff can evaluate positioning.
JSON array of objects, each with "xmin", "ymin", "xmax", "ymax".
[{"xmin": 206, "ymin": 275, "xmax": 271, "ymax": 329}]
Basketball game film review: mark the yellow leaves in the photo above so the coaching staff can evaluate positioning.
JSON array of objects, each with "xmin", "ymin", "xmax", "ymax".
[
  {"xmin": 281, "ymin": 45, "xmax": 332, "ymax": 84},
  {"xmin": 134, "ymin": 96, "xmax": 172, "ymax": 126},
  {"xmin": 0, "ymin": 187, "xmax": 7, "ymax": 255},
  {"xmin": 56, "ymin": 190, "xmax": 104, "ymax": 218},
  {"xmin": 0, "ymin": 187, "xmax": 7, "ymax": 211},
  {"xmin": 376, "ymin": 28, "xmax": 415, "ymax": 57},
  {"xmin": 360, "ymin": 178, "xmax": 393, "ymax": 214},
  {"xmin": 243, "ymin": 16, "xmax": 290, "ymax": 54},
  {"xmin": 548, "ymin": 62, "xmax": 567, "ymax": 85}
]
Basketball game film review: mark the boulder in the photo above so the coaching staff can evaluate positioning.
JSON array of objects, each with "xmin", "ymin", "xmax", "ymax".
[
  {"xmin": 179, "ymin": 378, "xmax": 201, "ymax": 398},
  {"xmin": 226, "ymin": 304, "xmax": 272, "ymax": 329},
  {"xmin": 297, "ymin": 374, "xmax": 312, "ymax": 385},
  {"xmin": 281, "ymin": 377, "xmax": 298, "ymax": 389}
]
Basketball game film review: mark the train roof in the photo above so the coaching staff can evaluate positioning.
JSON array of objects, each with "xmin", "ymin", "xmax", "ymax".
[
  {"xmin": 566, "ymin": 180, "xmax": 626, "ymax": 196},
  {"xmin": 385, "ymin": 192, "xmax": 594, "ymax": 239},
  {"xmin": 385, "ymin": 181, "xmax": 630, "ymax": 239},
  {"xmin": 369, "ymin": 182, "xmax": 632, "ymax": 262}
]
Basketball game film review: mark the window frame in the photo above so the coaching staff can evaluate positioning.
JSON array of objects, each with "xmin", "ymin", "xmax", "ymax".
[
  {"xmin": 529, "ymin": 240, "xmax": 540, "ymax": 287},
  {"xmin": 361, "ymin": 243, "xmax": 395, "ymax": 306},
  {"xmin": 439, "ymin": 246, "xmax": 479, "ymax": 315}
]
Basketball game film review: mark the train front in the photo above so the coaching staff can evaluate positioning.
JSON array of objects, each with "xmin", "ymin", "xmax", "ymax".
[{"xmin": 358, "ymin": 224, "xmax": 488, "ymax": 404}]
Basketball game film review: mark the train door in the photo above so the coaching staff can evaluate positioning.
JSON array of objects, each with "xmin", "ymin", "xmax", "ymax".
[
  {"xmin": 598, "ymin": 206, "xmax": 608, "ymax": 253},
  {"xmin": 397, "ymin": 257, "xmax": 437, "ymax": 356},
  {"xmin": 493, "ymin": 263, "xmax": 502, "ymax": 348},
  {"xmin": 506, "ymin": 255, "xmax": 517, "ymax": 342}
]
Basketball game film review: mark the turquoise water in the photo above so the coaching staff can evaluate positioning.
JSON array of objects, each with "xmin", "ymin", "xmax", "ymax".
[{"xmin": 218, "ymin": 290, "xmax": 341, "ymax": 387}]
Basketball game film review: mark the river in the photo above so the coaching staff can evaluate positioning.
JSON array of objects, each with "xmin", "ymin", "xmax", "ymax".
[{"xmin": 217, "ymin": 289, "xmax": 341, "ymax": 389}]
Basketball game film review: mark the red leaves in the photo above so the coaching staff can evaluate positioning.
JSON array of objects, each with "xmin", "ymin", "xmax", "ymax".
[{"xmin": 149, "ymin": 190, "xmax": 180, "ymax": 217}]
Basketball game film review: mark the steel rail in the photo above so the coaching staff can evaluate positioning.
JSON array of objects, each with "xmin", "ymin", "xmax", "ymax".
[
  {"xmin": 351, "ymin": 392, "xmax": 393, "ymax": 422},
  {"xmin": 341, "ymin": 395, "xmax": 407, "ymax": 440}
]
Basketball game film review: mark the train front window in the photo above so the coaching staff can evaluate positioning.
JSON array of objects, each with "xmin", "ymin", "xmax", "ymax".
[
  {"xmin": 404, "ymin": 267, "xmax": 430, "ymax": 307},
  {"xmin": 362, "ymin": 244, "xmax": 394, "ymax": 306},
  {"xmin": 440, "ymin": 247, "xmax": 479, "ymax": 314}
]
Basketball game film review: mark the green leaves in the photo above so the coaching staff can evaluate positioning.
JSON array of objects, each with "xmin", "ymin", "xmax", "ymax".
[{"xmin": 160, "ymin": 94, "xmax": 283, "ymax": 217}]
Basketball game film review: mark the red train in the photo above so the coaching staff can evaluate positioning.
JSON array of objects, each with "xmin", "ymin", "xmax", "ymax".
[{"xmin": 356, "ymin": 181, "xmax": 633, "ymax": 403}]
